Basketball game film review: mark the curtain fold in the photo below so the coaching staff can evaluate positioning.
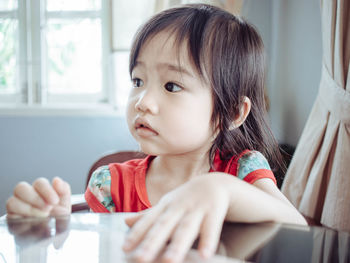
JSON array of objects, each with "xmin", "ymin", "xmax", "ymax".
[{"xmin": 282, "ymin": 0, "xmax": 350, "ymax": 231}]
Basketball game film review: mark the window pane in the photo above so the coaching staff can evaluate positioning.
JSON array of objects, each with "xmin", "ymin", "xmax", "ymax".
[
  {"xmin": 0, "ymin": 18, "xmax": 17, "ymax": 92},
  {"xmin": 112, "ymin": 0, "xmax": 154, "ymax": 50},
  {"xmin": 0, "ymin": 0, "xmax": 17, "ymax": 11},
  {"xmin": 46, "ymin": 0, "xmax": 101, "ymax": 11},
  {"xmin": 46, "ymin": 19, "xmax": 102, "ymax": 94},
  {"xmin": 114, "ymin": 51, "xmax": 131, "ymax": 109}
]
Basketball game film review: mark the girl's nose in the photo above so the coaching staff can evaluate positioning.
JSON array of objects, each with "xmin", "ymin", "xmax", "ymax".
[{"xmin": 134, "ymin": 89, "xmax": 159, "ymax": 114}]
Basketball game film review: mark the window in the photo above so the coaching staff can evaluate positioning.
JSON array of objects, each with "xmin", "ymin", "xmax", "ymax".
[
  {"xmin": 111, "ymin": 0, "xmax": 155, "ymax": 109},
  {"xmin": 0, "ymin": 0, "xmax": 113, "ymax": 111},
  {"xmin": 0, "ymin": 0, "xmax": 19, "ymax": 103}
]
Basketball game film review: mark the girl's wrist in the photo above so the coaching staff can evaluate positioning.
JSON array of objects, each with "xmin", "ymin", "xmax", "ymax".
[{"xmin": 194, "ymin": 172, "xmax": 235, "ymax": 212}]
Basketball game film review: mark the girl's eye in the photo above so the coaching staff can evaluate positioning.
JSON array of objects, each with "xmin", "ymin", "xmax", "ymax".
[
  {"xmin": 164, "ymin": 82, "xmax": 182, "ymax": 93},
  {"xmin": 132, "ymin": 78, "xmax": 144, "ymax": 88}
]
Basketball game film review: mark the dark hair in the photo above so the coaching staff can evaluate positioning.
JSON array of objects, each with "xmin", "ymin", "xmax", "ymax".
[{"xmin": 129, "ymin": 4, "xmax": 284, "ymax": 173}]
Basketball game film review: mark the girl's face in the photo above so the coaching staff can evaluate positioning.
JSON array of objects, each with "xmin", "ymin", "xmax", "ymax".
[{"xmin": 126, "ymin": 31, "xmax": 215, "ymax": 157}]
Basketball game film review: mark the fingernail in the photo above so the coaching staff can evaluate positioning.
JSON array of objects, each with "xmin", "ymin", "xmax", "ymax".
[
  {"xmin": 55, "ymin": 179, "xmax": 63, "ymax": 189},
  {"xmin": 123, "ymin": 241, "xmax": 132, "ymax": 251},
  {"xmin": 51, "ymin": 197, "xmax": 59, "ymax": 205},
  {"xmin": 44, "ymin": 205, "xmax": 53, "ymax": 211},
  {"xmin": 201, "ymin": 248, "xmax": 213, "ymax": 259},
  {"xmin": 136, "ymin": 248, "xmax": 151, "ymax": 261},
  {"xmin": 31, "ymin": 208, "xmax": 50, "ymax": 218},
  {"xmin": 39, "ymin": 201, "xmax": 50, "ymax": 209},
  {"xmin": 164, "ymin": 250, "xmax": 174, "ymax": 258},
  {"xmin": 164, "ymin": 250, "xmax": 177, "ymax": 262},
  {"xmin": 54, "ymin": 176, "xmax": 62, "ymax": 182}
]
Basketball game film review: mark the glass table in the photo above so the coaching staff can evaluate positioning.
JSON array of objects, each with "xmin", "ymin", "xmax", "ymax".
[{"xmin": 0, "ymin": 213, "xmax": 349, "ymax": 262}]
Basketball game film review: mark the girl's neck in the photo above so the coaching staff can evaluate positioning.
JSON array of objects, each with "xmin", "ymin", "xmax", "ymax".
[
  {"xmin": 144, "ymin": 151, "xmax": 211, "ymax": 206},
  {"xmin": 149, "ymin": 152, "xmax": 211, "ymax": 182}
]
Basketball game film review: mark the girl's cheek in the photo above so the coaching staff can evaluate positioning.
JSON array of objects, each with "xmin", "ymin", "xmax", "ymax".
[
  {"xmin": 126, "ymin": 103, "xmax": 136, "ymax": 132},
  {"xmin": 126, "ymin": 90, "xmax": 142, "ymax": 110},
  {"xmin": 126, "ymin": 94, "xmax": 138, "ymax": 114}
]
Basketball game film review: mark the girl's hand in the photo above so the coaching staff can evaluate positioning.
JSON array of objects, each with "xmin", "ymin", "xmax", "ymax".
[
  {"xmin": 122, "ymin": 175, "xmax": 229, "ymax": 263},
  {"xmin": 6, "ymin": 177, "xmax": 71, "ymax": 218}
]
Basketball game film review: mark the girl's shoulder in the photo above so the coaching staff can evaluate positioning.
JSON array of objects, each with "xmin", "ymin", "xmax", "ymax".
[
  {"xmin": 87, "ymin": 165, "xmax": 115, "ymax": 212},
  {"xmin": 88, "ymin": 165, "xmax": 111, "ymax": 189},
  {"xmin": 237, "ymin": 150, "xmax": 271, "ymax": 170},
  {"xmin": 235, "ymin": 150, "xmax": 275, "ymax": 184}
]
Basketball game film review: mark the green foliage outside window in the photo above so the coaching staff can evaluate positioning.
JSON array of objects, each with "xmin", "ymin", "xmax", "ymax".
[{"xmin": 0, "ymin": 19, "xmax": 16, "ymax": 91}]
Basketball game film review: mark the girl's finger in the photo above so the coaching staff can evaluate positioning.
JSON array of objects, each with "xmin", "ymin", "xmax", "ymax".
[
  {"xmin": 50, "ymin": 178, "xmax": 71, "ymax": 216},
  {"xmin": 32, "ymin": 178, "xmax": 60, "ymax": 205},
  {"xmin": 52, "ymin": 177, "xmax": 71, "ymax": 207},
  {"xmin": 131, "ymin": 208, "xmax": 185, "ymax": 262},
  {"xmin": 13, "ymin": 181, "xmax": 49, "ymax": 209},
  {"xmin": 197, "ymin": 213, "xmax": 225, "ymax": 259},
  {"xmin": 162, "ymin": 212, "xmax": 204, "ymax": 263},
  {"xmin": 6, "ymin": 196, "xmax": 50, "ymax": 218},
  {"xmin": 124, "ymin": 211, "xmax": 145, "ymax": 227},
  {"xmin": 123, "ymin": 207, "xmax": 163, "ymax": 251}
]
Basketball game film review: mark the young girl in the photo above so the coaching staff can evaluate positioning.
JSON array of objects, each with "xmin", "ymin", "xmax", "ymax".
[{"xmin": 6, "ymin": 4, "xmax": 307, "ymax": 263}]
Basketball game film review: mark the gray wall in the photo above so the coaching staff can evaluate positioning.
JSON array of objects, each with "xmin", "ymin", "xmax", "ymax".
[
  {"xmin": 244, "ymin": 0, "xmax": 322, "ymax": 145},
  {"xmin": 0, "ymin": 116, "xmax": 138, "ymax": 215},
  {"xmin": 0, "ymin": 0, "xmax": 323, "ymax": 215},
  {"xmin": 267, "ymin": 0, "xmax": 322, "ymax": 145}
]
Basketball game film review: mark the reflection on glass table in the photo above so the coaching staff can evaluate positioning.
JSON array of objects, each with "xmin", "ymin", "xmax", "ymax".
[{"xmin": 0, "ymin": 213, "xmax": 349, "ymax": 263}]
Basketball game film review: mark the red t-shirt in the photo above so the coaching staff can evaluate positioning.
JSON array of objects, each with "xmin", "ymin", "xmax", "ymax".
[{"xmin": 85, "ymin": 150, "xmax": 276, "ymax": 213}]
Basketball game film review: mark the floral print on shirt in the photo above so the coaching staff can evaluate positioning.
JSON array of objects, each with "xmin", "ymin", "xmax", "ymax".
[
  {"xmin": 88, "ymin": 165, "xmax": 116, "ymax": 212},
  {"xmin": 237, "ymin": 151, "xmax": 271, "ymax": 180}
]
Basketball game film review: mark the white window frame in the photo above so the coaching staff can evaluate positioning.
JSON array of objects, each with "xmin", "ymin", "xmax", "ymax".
[{"xmin": 0, "ymin": 0, "xmax": 117, "ymax": 115}]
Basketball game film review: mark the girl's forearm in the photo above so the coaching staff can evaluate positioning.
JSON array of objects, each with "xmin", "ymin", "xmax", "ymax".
[{"xmin": 208, "ymin": 173, "xmax": 307, "ymax": 225}]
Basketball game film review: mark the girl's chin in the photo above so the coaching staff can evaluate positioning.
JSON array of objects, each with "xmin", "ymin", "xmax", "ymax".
[
  {"xmin": 137, "ymin": 144, "xmax": 159, "ymax": 156},
  {"xmin": 137, "ymin": 145, "xmax": 177, "ymax": 156}
]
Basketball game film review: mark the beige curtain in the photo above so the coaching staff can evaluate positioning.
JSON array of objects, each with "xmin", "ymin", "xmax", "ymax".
[{"xmin": 282, "ymin": 0, "xmax": 350, "ymax": 231}]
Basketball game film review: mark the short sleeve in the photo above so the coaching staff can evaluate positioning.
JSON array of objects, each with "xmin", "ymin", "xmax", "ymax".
[
  {"xmin": 85, "ymin": 165, "xmax": 116, "ymax": 212},
  {"xmin": 237, "ymin": 151, "xmax": 276, "ymax": 184}
]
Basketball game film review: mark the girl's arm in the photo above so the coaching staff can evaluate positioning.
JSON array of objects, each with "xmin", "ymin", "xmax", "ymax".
[
  {"xmin": 123, "ymin": 172, "xmax": 306, "ymax": 263},
  {"xmin": 217, "ymin": 173, "xmax": 307, "ymax": 224}
]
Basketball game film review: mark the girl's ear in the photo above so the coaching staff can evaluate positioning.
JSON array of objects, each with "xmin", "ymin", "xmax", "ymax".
[{"xmin": 229, "ymin": 96, "xmax": 251, "ymax": 130}]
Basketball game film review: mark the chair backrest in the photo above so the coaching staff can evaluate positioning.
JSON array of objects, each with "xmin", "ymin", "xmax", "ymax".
[{"xmin": 85, "ymin": 151, "xmax": 146, "ymax": 188}]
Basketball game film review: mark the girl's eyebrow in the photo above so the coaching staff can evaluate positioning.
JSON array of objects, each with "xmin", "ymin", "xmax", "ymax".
[
  {"xmin": 134, "ymin": 60, "xmax": 145, "ymax": 69},
  {"xmin": 159, "ymin": 63, "xmax": 194, "ymax": 78},
  {"xmin": 134, "ymin": 60, "xmax": 194, "ymax": 78}
]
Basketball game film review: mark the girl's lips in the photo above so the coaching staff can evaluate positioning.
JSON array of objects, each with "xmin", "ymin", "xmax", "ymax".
[
  {"xmin": 134, "ymin": 118, "xmax": 158, "ymax": 137},
  {"xmin": 136, "ymin": 126, "xmax": 158, "ymax": 137}
]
